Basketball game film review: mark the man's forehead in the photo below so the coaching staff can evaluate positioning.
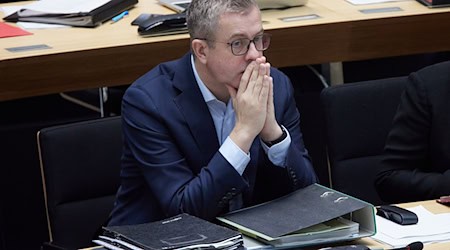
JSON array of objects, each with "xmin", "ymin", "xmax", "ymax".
[{"xmin": 217, "ymin": 7, "xmax": 262, "ymax": 38}]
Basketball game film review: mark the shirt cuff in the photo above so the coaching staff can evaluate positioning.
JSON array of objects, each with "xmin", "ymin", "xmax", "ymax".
[
  {"xmin": 219, "ymin": 137, "xmax": 250, "ymax": 175},
  {"xmin": 260, "ymin": 125, "xmax": 291, "ymax": 167}
]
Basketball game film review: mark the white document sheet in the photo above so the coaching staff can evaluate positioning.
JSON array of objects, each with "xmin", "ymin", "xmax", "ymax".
[
  {"xmin": 372, "ymin": 205, "xmax": 450, "ymax": 248},
  {"xmin": 16, "ymin": 0, "xmax": 111, "ymax": 14}
]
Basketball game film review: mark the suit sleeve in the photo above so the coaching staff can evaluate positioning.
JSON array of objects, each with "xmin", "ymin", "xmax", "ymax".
[
  {"xmin": 273, "ymin": 72, "xmax": 318, "ymax": 190},
  {"xmin": 121, "ymin": 85, "xmax": 248, "ymax": 221},
  {"xmin": 375, "ymin": 72, "xmax": 450, "ymax": 203}
]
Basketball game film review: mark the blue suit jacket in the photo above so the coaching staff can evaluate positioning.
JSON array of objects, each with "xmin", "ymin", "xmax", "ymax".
[{"xmin": 108, "ymin": 53, "xmax": 317, "ymax": 226}]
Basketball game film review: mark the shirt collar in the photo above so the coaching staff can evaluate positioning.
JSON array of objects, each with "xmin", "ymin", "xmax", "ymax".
[{"xmin": 191, "ymin": 55, "xmax": 216, "ymax": 103}]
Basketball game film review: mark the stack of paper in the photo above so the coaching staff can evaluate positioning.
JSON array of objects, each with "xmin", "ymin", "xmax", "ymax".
[
  {"xmin": 95, "ymin": 213, "xmax": 243, "ymax": 250},
  {"xmin": 372, "ymin": 205, "xmax": 450, "ymax": 248}
]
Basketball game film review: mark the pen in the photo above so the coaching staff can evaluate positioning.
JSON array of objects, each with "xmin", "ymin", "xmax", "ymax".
[{"xmin": 111, "ymin": 10, "xmax": 129, "ymax": 23}]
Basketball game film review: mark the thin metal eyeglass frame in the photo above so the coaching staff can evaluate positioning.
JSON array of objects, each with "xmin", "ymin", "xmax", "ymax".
[{"xmin": 194, "ymin": 33, "xmax": 272, "ymax": 56}]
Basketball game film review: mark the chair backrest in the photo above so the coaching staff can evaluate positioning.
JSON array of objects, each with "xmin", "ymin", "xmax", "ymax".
[
  {"xmin": 37, "ymin": 116, "xmax": 122, "ymax": 249},
  {"xmin": 320, "ymin": 77, "xmax": 407, "ymax": 205}
]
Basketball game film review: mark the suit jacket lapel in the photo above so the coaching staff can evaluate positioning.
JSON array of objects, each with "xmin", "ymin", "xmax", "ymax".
[{"xmin": 173, "ymin": 53, "xmax": 220, "ymax": 165}]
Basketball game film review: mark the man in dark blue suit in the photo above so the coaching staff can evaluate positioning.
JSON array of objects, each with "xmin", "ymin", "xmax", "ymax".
[{"xmin": 108, "ymin": 0, "xmax": 317, "ymax": 226}]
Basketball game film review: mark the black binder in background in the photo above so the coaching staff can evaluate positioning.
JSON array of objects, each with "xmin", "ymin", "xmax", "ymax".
[
  {"xmin": 136, "ymin": 12, "xmax": 187, "ymax": 37},
  {"xmin": 96, "ymin": 213, "xmax": 243, "ymax": 250},
  {"xmin": 416, "ymin": 0, "xmax": 450, "ymax": 7},
  {"xmin": 3, "ymin": 0, "xmax": 138, "ymax": 27}
]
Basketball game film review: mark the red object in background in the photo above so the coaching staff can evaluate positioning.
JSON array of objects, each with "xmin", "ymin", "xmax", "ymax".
[{"xmin": 0, "ymin": 22, "xmax": 32, "ymax": 38}]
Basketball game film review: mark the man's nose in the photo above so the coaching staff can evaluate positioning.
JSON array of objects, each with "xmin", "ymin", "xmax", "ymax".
[{"xmin": 245, "ymin": 42, "xmax": 261, "ymax": 60}]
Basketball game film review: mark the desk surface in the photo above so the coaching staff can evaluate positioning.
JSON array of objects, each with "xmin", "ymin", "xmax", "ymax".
[{"xmin": 1, "ymin": 0, "xmax": 450, "ymax": 101}]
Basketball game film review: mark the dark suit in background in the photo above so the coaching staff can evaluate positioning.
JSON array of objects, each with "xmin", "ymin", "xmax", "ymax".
[
  {"xmin": 108, "ymin": 53, "xmax": 317, "ymax": 226},
  {"xmin": 376, "ymin": 61, "xmax": 450, "ymax": 203}
]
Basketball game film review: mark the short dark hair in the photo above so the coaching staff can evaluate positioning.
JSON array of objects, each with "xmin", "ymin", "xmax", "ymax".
[{"xmin": 186, "ymin": 0, "xmax": 258, "ymax": 42}]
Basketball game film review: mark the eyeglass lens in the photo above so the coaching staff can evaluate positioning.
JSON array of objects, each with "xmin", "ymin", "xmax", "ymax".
[{"xmin": 230, "ymin": 34, "xmax": 271, "ymax": 55}]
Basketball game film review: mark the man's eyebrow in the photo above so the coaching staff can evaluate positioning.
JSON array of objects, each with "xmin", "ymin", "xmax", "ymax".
[{"xmin": 228, "ymin": 30, "xmax": 264, "ymax": 40}]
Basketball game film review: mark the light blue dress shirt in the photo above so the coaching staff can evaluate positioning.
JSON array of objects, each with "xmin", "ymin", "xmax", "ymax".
[{"xmin": 190, "ymin": 55, "xmax": 291, "ymax": 176}]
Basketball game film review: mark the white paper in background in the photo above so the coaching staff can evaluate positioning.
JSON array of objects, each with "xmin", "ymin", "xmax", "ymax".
[
  {"xmin": 1, "ymin": 5, "xmax": 22, "ymax": 16},
  {"xmin": 345, "ymin": 0, "xmax": 412, "ymax": 5},
  {"xmin": 15, "ymin": 0, "xmax": 111, "ymax": 14},
  {"xmin": 372, "ymin": 205, "xmax": 450, "ymax": 248},
  {"xmin": 17, "ymin": 22, "xmax": 68, "ymax": 29},
  {"xmin": 1, "ymin": 6, "xmax": 69, "ymax": 29}
]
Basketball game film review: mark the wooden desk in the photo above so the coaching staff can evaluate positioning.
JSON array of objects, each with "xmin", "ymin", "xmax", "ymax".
[
  {"xmin": 357, "ymin": 199, "xmax": 450, "ymax": 250},
  {"xmin": 1, "ymin": 0, "xmax": 450, "ymax": 101}
]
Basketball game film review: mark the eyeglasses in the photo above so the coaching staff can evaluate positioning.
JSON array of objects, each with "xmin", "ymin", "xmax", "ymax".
[{"xmin": 196, "ymin": 33, "xmax": 272, "ymax": 56}]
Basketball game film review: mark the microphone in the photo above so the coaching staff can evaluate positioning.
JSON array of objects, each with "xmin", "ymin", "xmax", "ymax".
[{"xmin": 389, "ymin": 241, "xmax": 423, "ymax": 250}]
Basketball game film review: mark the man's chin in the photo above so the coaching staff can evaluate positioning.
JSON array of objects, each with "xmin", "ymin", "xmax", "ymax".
[
  {"xmin": 232, "ymin": 81, "xmax": 241, "ymax": 89},
  {"xmin": 227, "ymin": 83, "xmax": 239, "ymax": 91}
]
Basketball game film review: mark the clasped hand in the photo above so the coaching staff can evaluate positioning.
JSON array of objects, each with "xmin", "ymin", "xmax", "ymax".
[{"xmin": 227, "ymin": 56, "xmax": 283, "ymax": 153}]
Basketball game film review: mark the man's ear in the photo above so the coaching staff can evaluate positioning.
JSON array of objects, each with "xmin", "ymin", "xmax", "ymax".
[{"xmin": 191, "ymin": 39, "xmax": 208, "ymax": 64}]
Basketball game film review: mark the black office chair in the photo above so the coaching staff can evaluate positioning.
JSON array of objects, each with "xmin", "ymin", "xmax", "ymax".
[
  {"xmin": 37, "ymin": 116, "xmax": 122, "ymax": 249},
  {"xmin": 320, "ymin": 77, "xmax": 407, "ymax": 205}
]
